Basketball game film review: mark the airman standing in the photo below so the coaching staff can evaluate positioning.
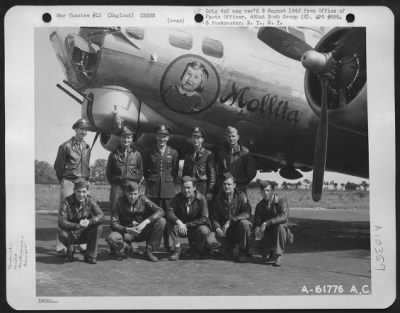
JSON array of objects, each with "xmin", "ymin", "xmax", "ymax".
[
  {"xmin": 143, "ymin": 125, "xmax": 179, "ymax": 251},
  {"xmin": 106, "ymin": 126, "xmax": 143, "ymax": 214},
  {"xmin": 182, "ymin": 126, "xmax": 216, "ymax": 200},
  {"xmin": 216, "ymin": 126, "xmax": 257, "ymax": 193}
]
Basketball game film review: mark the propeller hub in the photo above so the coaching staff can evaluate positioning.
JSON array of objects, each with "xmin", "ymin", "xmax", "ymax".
[{"xmin": 301, "ymin": 50, "xmax": 329, "ymax": 74}]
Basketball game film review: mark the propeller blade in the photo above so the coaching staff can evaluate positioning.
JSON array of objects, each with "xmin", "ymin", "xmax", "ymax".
[
  {"xmin": 90, "ymin": 131, "xmax": 101, "ymax": 151},
  {"xmin": 312, "ymin": 78, "xmax": 329, "ymax": 201},
  {"xmin": 257, "ymin": 27, "xmax": 313, "ymax": 61}
]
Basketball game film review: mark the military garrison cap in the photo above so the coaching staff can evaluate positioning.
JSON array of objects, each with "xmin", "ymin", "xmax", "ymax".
[
  {"xmin": 181, "ymin": 176, "xmax": 195, "ymax": 184},
  {"xmin": 191, "ymin": 127, "xmax": 206, "ymax": 138},
  {"xmin": 154, "ymin": 125, "xmax": 172, "ymax": 135},
  {"xmin": 74, "ymin": 178, "xmax": 89, "ymax": 190},
  {"xmin": 225, "ymin": 126, "xmax": 238, "ymax": 135},
  {"xmin": 222, "ymin": 172, "xmax": 235, "ymax": 182},
  {"xmin": 258, "ymin": 179, "xmax": 276, "ymax": 189},
  {"xmin": 125, "ymin": 181, "xmax": 139, "ymax": 192},
  {"xmin": 72, "ymin": 118, "xmax": 90, "ymax": 130}
]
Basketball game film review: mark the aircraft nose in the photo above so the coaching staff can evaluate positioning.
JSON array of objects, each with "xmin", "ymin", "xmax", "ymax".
[{"xmin": 49, "ymin": 28, "xmax": 97, "ymax": 89}]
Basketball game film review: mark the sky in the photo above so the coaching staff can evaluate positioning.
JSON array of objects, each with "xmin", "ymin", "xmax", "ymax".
[{"xmin": 34, "ymin": 27, "xmax": 367, "ymax": 185}]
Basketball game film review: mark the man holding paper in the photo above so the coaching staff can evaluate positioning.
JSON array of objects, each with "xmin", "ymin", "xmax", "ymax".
[{"xmin": 58, "ymin": 178, "xmax": 104, "ymax": 264}]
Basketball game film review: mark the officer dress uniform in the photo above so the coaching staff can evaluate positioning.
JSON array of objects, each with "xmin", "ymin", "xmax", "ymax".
[
  {"xmin": 54, "ymin": 118, "xmax": 91, "ymax": 253},
  {"xmin": 182, "ymin": 127, "xmax": 216, "ymax": 197},
  {"xmin": 143, "ymin": 125, "xmax": 179, "ymax": 250}
]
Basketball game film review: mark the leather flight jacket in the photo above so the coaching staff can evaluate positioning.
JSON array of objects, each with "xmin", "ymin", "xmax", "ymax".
[
  {"xmin": 54, "ymin": 137, "xmax": 91, "ymax": 182},
  {"xmin": 182, "ymin": 146, "xmax": 216, "ymax": 194},
  {"xmin": 106, "ymin": 145, "xmax": 143, "ymax": 185}
]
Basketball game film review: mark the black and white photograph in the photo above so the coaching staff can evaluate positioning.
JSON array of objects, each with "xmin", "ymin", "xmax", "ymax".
[{"xmin": 5, "ymin": 5, "xmax": 396, "ymax": 310}]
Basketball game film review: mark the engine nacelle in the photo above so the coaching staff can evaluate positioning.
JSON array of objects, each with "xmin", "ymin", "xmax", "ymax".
[
  {"xmin": 304, "ymin": 28, "xmax": 367, "ymax": 135},
  {"xmin": 100, "ymin": 133, "xmax": 121, "ymax": 152},
  {"xmin": 81, "ymin": 85, "xmax": 142, "ymax": 134}
]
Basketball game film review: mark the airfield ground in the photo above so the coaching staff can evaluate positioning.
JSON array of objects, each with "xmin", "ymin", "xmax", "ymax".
[{"xmin": 36, "ymin": 185, "xmax": 370, "ymax": 297}]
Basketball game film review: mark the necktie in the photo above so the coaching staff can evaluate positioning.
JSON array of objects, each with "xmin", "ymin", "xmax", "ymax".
[{"xmin": 186, "ymin": 200, "xmax": 191, "ymax": 215}]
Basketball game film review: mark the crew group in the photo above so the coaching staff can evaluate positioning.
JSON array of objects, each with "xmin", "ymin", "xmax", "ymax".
[{"xmin": 54, "ymin": 118, "xmax": 293, "ymax": 266}]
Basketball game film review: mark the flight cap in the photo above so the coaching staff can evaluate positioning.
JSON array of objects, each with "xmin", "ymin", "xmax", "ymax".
[
  {"xmin": 222, "ymin": 172, "xmax": 235, "ymax": 182},
  {"xmin": 72, "ymin": 118, "xmax": 90, "ymax": 130},
  {"xmin": 225, "ymin": 126, "xmax": 238, "ymax": 136}
]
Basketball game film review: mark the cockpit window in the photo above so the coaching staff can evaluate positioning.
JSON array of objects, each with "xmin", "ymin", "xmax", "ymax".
[
  {"xmin": 66, "ymin": 34, "xmax": 99, "ymax": 77},
  {"xmin": 202, "ymin": 37, "xmax": 224, "ymax": 58},
  {"xmin": 125, "ymin": 27, "xmax": 145, "ymax": 40},
  {"xmin": 169, "ymin": 31, "xmax": 193, "ymax": 50}
]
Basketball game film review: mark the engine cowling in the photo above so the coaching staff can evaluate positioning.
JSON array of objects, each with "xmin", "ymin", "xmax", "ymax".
[
  {"xmin": 81, "ymin": 85, "xmax": 141, "ymax": 134},
  {"xmin": 304, "ymin": 28, "xmax": 367, "ymax": 135},
  {"xmin": 100, "ymin": 132, "xmax": 121, "ymax": 152}
]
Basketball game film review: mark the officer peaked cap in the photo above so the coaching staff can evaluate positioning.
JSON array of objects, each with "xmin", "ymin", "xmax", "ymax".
[
  {"xmin": 191, "ymin": 127, "xmax": 206, "ymax": 138},
  {"xmin": 155, "ymin": 125, "xmax": 172, "ymax": 135},
  {"xmin": 72, "ymin": 118, "xmax": 90, "ymax": 130}
]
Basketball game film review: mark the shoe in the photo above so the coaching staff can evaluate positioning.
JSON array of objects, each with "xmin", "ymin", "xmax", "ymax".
[
  {"xmin": 168, "ymin": 247, "xmax": 181, "ymax": 261},
  {"xmin": 232, "ymin": 244, "xmax": 240, "ymax": 260},
  {"xmin": 84, "ymin": 256, "xmax": 97, "ymax": 264},
  {"xmin": 145, "ymin": 246, "xmax": 159, "ymax": 262},
  {"xmin": 56, "ymin": 248, "xmax": 67, "ymax": 257},
  {"xmin": 65, "ymin": 246, "xmax": 75, "ymax": 262},
  {"xmin": 272, "ymin": 256, "xmax": 282, "ymax": 267},
  {"xmin": 237, "ymin": 250, "xmax": 247, "ymax": 263},
  {"xmin": 264, "ymin": 253, "xmax": 275, "ymax": 264}
]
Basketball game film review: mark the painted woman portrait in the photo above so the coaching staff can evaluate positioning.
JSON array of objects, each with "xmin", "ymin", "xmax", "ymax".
[{"xmin": 163, "ymin": 61, "xmax": 210, "ymax": 113}]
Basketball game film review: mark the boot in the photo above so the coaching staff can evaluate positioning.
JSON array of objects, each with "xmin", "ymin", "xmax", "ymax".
[
  {"xmin": 169, "ymin": 246, "xmax": 181, "ymax": 261},
  {"xmin": 84, "ymin": 255, "xmax": 97, "ymax": 264},
  {"xmin": 65, "ymin": 245, "xmax": 75, "ymax": 262},
  {"xmin": 145, "ymin": 246, "xmax": 158, "ymax": 262}
]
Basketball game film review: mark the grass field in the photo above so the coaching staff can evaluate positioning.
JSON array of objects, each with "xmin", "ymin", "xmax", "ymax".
[{"xmin": 35, "ymin": 184, "xmax": 370, "ymax": 212}]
